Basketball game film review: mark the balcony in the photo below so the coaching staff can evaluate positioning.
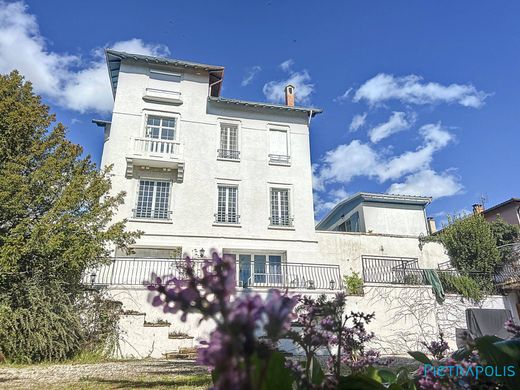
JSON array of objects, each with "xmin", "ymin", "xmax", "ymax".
[
  {"xmin": 132, "ymin": 208, "xmax": 172, "ymax": 221},
  {"xmin": 214, "ymin": 213, "xmax": 240, "ymax": 225},
  {"xmin": 217, "ymin": 149, "xmax": 240, "ymax": 160},
  {"xmin": 126, "ymin": 137, "xmax": 184, "ymax": 181},
  {"xmin": 269, "ymin": 216, "xmax": 294, "ymax": 228},
  {"xmin": 361, "ymin": 255, "xmax": 519, "ymax": 294},
  {"xmin": 143, "ymin": 88, "xmax": 183, "ymax": 104},
  {"xmin": 269, "ymin": 154, "xmax": 291, "ymax": 166},
  {"xmin": 84, "ymin": 258, "xmax": 343, "ymax": 291}
]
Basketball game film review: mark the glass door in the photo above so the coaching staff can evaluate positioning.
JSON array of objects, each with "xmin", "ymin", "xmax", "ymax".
[
  {"xmin": 268, "ymin": 255, "xmax": 282, "ymax": 285},
  {"xmin": 254, "ymin": 255, "xmax": 266, "ymax": 285},
  {"xmin": 239, "ymin": 254, "xmax": 251, "ymax": 287}
]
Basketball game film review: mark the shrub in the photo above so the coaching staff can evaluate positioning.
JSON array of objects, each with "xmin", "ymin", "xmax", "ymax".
[
  {"xmin": 438, "ymin": 273, "xmax": 486, "ymax": 301},
  {"xmin": 344, "ymin": 271, "xmax": 364, "ymax": 295},
  {"xmin": 0, "ymin": 283, "xmax": 83, "ymax": 363}
]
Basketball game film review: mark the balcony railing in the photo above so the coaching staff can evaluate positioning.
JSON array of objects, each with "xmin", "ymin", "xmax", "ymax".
[
  {"xmin": 217, "ymin": 149, "xmax": 240, "ymax": 160},
  {"xmin": 269, "ymin": 216, "xmax": 294, "ymax": 227},
  {"xmin": 133, "ymin": 137, "xmax": 182, "ymax": 158},
  {"xmin": 83, "ymin": 257, "xmax": 343, "ymax": 290},
  {"xmin": 361, "ymin": 255, "xmax": 518, "ymax": 294},
  {"xmin": 132, "ymin": 208, "xmax": 172, "ymax": 221},
  {"xmin": 214, "ymin": 213, "xmax": 240, "ymax": 224},
  {"xmin": 269, "ymin": 154, "xmax": 291, "ymax": 165}
]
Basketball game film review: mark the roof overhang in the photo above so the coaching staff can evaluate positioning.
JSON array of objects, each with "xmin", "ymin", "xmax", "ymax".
[
  {"xmin": 208, "ymin": 96, "xmax": 322, "ymax": 117},
  {"xmin": 105, "ymin": 49, "xmax": 225, "ymax": 98}
]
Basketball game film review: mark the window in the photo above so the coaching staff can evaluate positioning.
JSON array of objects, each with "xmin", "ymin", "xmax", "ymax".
[
  {"xmin": 216, "ymin": 185, "xmax": 239, "ymax": 223},
  {"xmin": 218, "ymin": 123, "xmax": 239, "ymax": 159},
  {"xmin": 146, "ymin": 116, "xmax": 177, "ymax": 141},
  {"xmin": 269, "ymin": 129, "xmax": 290, "ymax": 164},
  {"xmin": 224, "ymin": 251, "xmax": 285, "ymax": 288},
  {"xmin": 270, "ymin": 188, "xmax": 291, "ymax": 226},
  {"xmin": 134, "ymin": 180, "xmax": 171, "ymax": 220}
]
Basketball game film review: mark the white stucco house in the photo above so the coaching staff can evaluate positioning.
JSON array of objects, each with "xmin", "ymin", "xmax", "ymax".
[{"xmin": 90, "ymin": 50, "xmax": 514, "ymax": 358}]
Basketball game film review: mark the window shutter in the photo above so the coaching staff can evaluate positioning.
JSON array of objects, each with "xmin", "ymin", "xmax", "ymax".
[{"xmin": 269, "ymin": 130, "xmax": 288, "ymax": 156}]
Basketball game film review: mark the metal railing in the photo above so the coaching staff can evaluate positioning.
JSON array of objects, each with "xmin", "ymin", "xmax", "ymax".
[
  {"xmin": 268, "ymin": 154, "xmax": 291, "ymax": 165},
  {"xmin": 361, "ymin": 255, "xmax": 518, "ymax": 293},
  {"xmin": 83, "ymin": 257, "xmax": 342, "ymax": 290},
  {"xmin": 241, "ymin": 261, "xmax": 342, "ymax": 290},
  {"xmin": 84, "ymin": 258, "xmax": 205, "ymax": 286},
  {"xmin": 133, "ymin": 137, "xmax": 182, "ymax": 157},
  {"xmin": 362, "ymin": 256, "xmax": 421, "ymax": 284},
  {"xmin": 132, "ymin": 209, "xmax": 172, "ymax": 220},
  {"xmin": 217, "ymin": 149, "xmax": 240, "ymax": 160},
  {"xmin": 214, "ymin": 213, "xmax": 240, "ymax": 224},
  {"xmin": 269, "ymin": 216, "xmax": 294, "ymax": 227}
]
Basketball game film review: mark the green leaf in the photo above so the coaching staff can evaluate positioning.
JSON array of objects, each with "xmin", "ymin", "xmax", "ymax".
[
  {"xmin": 475, "ymin": 336, "xmax": 520, "ymax": 389},
  {"xmin": 309, "ymin": 356, "xmax": 325, "ymax": 385},
  {"xmin": 252, "ymin": 351, "xmax": 294, "ymax": 390},
  {"xmin": 407, "ymin": 351, "xmax": 432, "ymax": 365},
  {"xmin": 377, "ymin": 369, "xmax": 397, "ymax": 384}
]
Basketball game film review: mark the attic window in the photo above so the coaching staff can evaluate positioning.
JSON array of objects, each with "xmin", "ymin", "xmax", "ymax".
[{"xmin": 149, "ymin": 69, "xmax": 181, "ymax": 82}]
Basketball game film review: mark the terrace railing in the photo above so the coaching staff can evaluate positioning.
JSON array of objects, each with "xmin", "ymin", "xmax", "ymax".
[{"xmin": 83, "ymin": 257, "xmax": 343, "ymax": 291}]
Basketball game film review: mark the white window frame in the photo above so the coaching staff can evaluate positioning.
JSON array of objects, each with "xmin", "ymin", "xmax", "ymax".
[
  {"xmin": 268, "ymin": 186, "xmax": 293, "ymax": 228},
  {"xmin": 217, "ymin": 118, "xmax": 241, "ymax": 161},
  {"xmin": 133, "ymin": 178, "xmax": 172, "ymax": 221},
  {"xmin": 268, "ymin": 124, "xmax": 291, "ymax": 166},
  {"xmin": 215, "ymin": 184, "xmax": 239, "ymax": 224},
  {"xmin": 141, "ymin": 111, "xmax": 181, "ymax": 141}
]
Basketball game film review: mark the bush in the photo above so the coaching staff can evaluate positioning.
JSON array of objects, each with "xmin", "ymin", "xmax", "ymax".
[
  {"xmin": 0, "ymin": 283, "xmax": 83, "ymax": 363},
  {"xmin": 344, "ymin": 271, "xmax": 364, "ymax": 295},
  {"xmin": 438, "ymin": 273, "xmax": 485, "ymax": 301}
]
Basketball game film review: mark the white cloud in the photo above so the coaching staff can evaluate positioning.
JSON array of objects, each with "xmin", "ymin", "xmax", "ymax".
[
  {"xmin": 313, "ymin": 187, "xmax": 350, "ymax": 215},
  {"xmin": 59, "ymin": 39, "xmax": 169, "ymax": 113},
  {"xmin": 387, "ymin": 169, "xmax": 463, "ymax": 199},
  {"xmin": 353, "ymin": 73, "xmax": 488, "ymax": 108},
  {"xmin": 263, "ymin": 59, "xmax": 314, "ymax": 104},
  {"xmin": 314, "ymin": 122, "xmax": 456, "ymax": 194},
  {"xmin": 349, "ymin": 112, "xmax": 367, "ymax": 132},
  {"xmin": 334, "ymin": 87, "xmax": 353, "ymax": 103},
  {"xmin": 0, "ymin": 2, "xmax": 170, "ymax": 114},
  {"xmin": 280, "ymin": 59, "xmax": 294, "ymax": 72},
  {"xmin": 368, "ymin": 111, "xmax": 415, "ymax": 143},
  {"xmin": 241, "ymin": 65, "xmax": 262, "ymax": 86}
]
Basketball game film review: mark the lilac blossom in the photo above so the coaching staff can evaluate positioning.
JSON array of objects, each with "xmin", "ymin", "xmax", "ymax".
[
  {"xmin": 147, "ymin": 252, "xmax": 298, "ymax": 390},
  {"xmin": 505, "ymin": 319, "xmax": 520, "ymax": 337}
]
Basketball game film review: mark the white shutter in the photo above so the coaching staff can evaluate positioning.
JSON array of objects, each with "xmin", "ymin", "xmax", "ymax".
[{"xmin": 269, "ymin": 130, "xmax": 288, "ymax": 156}]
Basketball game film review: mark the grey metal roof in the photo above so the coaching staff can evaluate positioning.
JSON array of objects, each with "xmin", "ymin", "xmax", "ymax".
[
  {"xmin": 92, "ymin": 119, "xmax": 111, "ymax": 127},
  {"xmin": 316, "ymin": 192, "xmax": 431, "ymax": 229},
  {"xmin": 208, "ymin": 96, "xmax": 322, "ymax": 117},
  {"xmin": 105, "ymin": 49, "xmax": 225, "ymax": 97}
]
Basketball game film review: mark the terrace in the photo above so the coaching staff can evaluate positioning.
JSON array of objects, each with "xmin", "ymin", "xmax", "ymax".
[{"xmin": 85, "ymin": 257, "xmax": 343, "ymax": 291}]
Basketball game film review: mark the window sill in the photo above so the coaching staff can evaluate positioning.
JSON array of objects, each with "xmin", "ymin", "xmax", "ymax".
[
  {"xmin": 268, "ymin": 161, "xmax": 291, "ymax": 167},
  {"xmin": 213, "ymin": 223, "xmax": 242, "ymax": 228},
  {"xmin": 128, "ymin": 218, "xmax": 173, "ymax": 224},
  {"xmin": 217, "ymin": 157, "xmax": 241, "ymax": 163},
  {"xmin": 268, "ymin": 225, "xmax": 295, "ymax": 231}
]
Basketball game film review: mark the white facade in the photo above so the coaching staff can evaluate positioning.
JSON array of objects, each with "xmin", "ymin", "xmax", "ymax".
[
  {"xmin": 100, "ymin": 51, "xmax": 320, "ymax": 265},
  {"xmin": 93, "ymin": 50, "xmax": 514, "ymax": 358}
]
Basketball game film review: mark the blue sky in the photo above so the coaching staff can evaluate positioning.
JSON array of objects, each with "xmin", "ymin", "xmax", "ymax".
[{"xmin": 1, "ymin": 0, "xmax": 518, "ymax": 224}]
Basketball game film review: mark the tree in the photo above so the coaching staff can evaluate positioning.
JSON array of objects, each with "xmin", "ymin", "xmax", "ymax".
[
  {"xmin": 0, "ymin": 71, "xmax": 139, "ymax": 362},
  {"xmin": 489, "ymin": 216, "xmax": 520, "ymax": 264},
  {"xmin": 434, "ymin": 214, "xmax": 500, "ymax": 274}
]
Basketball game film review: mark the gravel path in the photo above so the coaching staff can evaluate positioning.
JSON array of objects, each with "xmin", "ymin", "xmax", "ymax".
[{"xmin": 0, "ymin": 359, "xmax": 210, "ymax": 389}]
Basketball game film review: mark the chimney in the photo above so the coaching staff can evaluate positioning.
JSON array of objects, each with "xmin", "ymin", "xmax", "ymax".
[
  {"xmin": 427, "ymin": 217, "xmax": 437, "ymax": 234},
  {"xmin": 284, "ymin": 84, "xmax": 295, "ymax": 107},
  {"xmin": 472, "ymin": 203, "xmax": 484, "ymax": 215}
]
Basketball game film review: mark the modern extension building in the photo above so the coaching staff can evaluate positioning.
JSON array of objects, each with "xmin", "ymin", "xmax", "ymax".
[{"xmin": 91, "ymin": 50, "xmax": 515, "ymax": 358}]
